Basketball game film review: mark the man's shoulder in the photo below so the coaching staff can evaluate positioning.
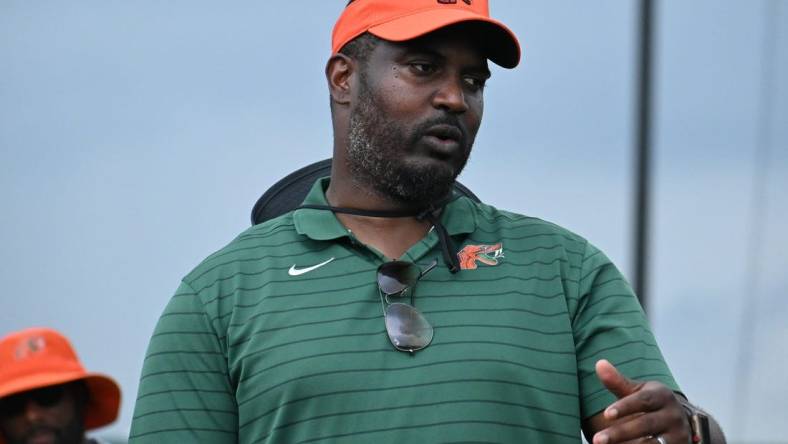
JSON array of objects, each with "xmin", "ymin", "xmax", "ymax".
[
  {"xmin": 182, "ymin": 211, "xmax": 302, "ymax": 288},
  {"xmin": 469, "ymin": 199, "xmax": 589, "ymax": 249}
]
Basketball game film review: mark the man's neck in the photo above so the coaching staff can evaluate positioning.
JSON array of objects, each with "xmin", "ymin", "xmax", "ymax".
[
  {"xmin": 337, "ymin": 211, "xmax": 432, "ymax": 260},
  {"xmin": 325, "ymin": 174, "xmax": 438, "ymax": 260}
]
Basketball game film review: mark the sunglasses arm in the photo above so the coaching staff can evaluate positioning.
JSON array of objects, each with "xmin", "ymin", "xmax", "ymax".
[{"xmin": 419, "ymin": 259, "xmax": 439, "ymax": 278}]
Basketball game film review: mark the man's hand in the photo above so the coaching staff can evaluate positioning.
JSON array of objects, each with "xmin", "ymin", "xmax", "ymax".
[{"xmin": 587, "ymin": 359, "xmax": 689, "ymax": 444}]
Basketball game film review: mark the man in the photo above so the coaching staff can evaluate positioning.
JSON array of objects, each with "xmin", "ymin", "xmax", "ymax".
[
  {"xmin": 131, "ymin": 1, "xmax": 724, "ymax": 443},
  {"xmin": 0, "ymin": 328, "xmax": 121, "ymax": 444}
]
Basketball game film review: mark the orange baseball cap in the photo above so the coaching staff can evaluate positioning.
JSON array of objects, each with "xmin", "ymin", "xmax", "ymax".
[
  {"xmin": 332, "ymin": 0, "xmax": 521, "ymax": 68},
  {"xmin": 0, "ymin": 328, "xmax": 121, "ymax": 437}
]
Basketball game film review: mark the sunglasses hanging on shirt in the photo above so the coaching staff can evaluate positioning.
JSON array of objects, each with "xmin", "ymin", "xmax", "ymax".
[{"xmin": 377, "ymin": 259, "xmax": 438, "ymax": 352}]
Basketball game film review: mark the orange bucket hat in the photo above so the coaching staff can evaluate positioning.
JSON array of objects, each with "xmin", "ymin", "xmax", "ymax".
[
  {"xmin": 332, "ymin": 0, "xmax": 521, "ymax": 68},
  {"xmin": 0, "ymin": 328, "xmax": 120, "ymax": 438}
]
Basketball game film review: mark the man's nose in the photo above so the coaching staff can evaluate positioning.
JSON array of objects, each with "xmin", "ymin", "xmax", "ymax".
[
  {"xmin": 432, "ymin": 76, "xmax": 469, "ymax": 113},
  {"xmin": 23, "ymin": 399, "xmax": 46, "ymax": 423}
]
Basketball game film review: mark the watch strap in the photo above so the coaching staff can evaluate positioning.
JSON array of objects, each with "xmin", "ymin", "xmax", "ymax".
[{"xmin": 678, "ymin": 397, "xmax": 711, "ymax": 443}]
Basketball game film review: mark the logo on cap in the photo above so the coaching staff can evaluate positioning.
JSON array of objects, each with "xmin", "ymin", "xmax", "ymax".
[
  {"xmin": 15, "ymin": 336, "xmax": 46, "ymax": 360},
  {"xmin": 438, "ymin": 0, "xmax": 472, "ymax": 5}
]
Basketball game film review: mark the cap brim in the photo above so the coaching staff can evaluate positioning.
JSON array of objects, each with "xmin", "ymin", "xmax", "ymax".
[{"xmin": 368, "ymin": 9, "xmax": 520, "ymax": 68}]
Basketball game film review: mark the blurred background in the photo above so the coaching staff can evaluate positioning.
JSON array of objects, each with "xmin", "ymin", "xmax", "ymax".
[{"xmin": 1, "ymin": 1, "xmax": 785, "ymax": 443}]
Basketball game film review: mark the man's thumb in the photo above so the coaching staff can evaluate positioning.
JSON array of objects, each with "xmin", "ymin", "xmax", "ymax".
[{"xmin": 595, "ymin": 359, "xmax": 639, "ymax": 399}]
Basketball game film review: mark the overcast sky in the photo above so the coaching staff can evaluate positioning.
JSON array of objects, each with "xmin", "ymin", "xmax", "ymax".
[{"xmin": 1, "ymin": 1, "xmax": 786, "ymax": 442}]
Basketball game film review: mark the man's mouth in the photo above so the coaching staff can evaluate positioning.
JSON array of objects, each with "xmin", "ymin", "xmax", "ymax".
[
  {"xmin": 26, "ymin": 429, "xmax": 57, "ymax": 444},
  {"xmin": 425, "ymin": 124, "xmax": 463, "ymax": 143},
  {"xmin": 422, "ymin": 124, "xmax": 464, "ymax": 156}
]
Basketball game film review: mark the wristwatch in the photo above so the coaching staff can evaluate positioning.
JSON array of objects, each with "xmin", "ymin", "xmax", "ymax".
[{"xmin": 678, "ymin": 397, "xmax": 711, "ymax": 443}]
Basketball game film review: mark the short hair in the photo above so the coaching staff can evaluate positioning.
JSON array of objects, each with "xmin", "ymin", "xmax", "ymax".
[{"xmin": 339, "ymin": 33, "xmax": 381, "ymax": 64}]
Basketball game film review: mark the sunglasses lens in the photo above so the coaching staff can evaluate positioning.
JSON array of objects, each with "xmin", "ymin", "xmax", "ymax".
[
  {"xmin": 384, "ymin": 303, "xmax": 434, "ymax": 352},
  {"xmin": 0, "ymin": 385, "xmax": 64, "ymax": 416},
  {"xmin": 377, "ymin": 261, "xmax": 421, "ymax": 295},
  {"xmin": 32, "ymin": 385, "xmax": 65, "ymax": 407},
  {"xmin": 0, "ymin": 396, "xmax": 25, "ymax": 417}
]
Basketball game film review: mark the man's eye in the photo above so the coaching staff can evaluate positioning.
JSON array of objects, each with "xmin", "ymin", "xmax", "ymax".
[
  {"xmin": 463, "ymin": 77, "xmax": 487, "ymax": 90},
  {"xmin": 410, "ymin": 63, "xmax": 435, "ymax": 74}
]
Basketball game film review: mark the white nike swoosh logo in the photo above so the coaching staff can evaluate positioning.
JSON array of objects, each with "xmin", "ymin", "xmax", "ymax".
[{"xmin": 288, "ymin": 257, "xmax": 335, "ymax": 276}]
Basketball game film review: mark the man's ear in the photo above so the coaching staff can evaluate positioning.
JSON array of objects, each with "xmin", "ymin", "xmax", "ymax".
[{"xmin": 326, "ymin": 54, "xmax": 355, "ymax": 106}]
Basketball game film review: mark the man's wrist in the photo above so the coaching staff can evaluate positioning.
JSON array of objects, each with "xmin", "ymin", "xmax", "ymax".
[{"xmin": 677, "ymin": 396, "xmax": 711, "ymax": 443}]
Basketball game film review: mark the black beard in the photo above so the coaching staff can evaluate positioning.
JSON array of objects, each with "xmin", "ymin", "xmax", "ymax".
[{"xmin": 346, "ymin": 72, "xmax": 472, "ymax": 207}]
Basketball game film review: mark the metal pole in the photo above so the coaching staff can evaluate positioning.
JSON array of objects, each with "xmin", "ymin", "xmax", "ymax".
[{"xmin": 633, "ymin": 0, "xmax": 654, "ymax": 312}]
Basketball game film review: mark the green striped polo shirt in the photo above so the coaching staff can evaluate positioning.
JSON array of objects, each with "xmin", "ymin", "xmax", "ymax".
[{"xmin": 130, "ymin": 177, "xmax": 678, "ymax": 443}]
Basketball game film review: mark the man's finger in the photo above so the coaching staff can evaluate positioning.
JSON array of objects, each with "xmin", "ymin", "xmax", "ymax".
[
  {"xmin": 593, "ymin": 405, "xmax": 687, "ymax": 444},
  {"xmin": 596, "ymin": 359, "xmax": 642, "ymax": 400},
  {"xmin": 604, "ymin": 382, "xmax": 677, "ymax": 420},
  {"xmin": 591, "ymin": 410, "xmax": 667, "ymax": 444}
]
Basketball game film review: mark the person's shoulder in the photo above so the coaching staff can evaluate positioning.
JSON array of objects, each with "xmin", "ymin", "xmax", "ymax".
[
  {"xmin": 181, "ymin": 211, "xmax": 300, "ymax": 288},
  {"xmin": 468, "ymin": 199, "xmax": 589, "ymax": 249}
]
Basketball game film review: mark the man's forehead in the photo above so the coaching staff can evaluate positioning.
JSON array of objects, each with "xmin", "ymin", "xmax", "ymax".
[{"xmin": 376, "ymin": 24, "xmax": 491, "ymax": 66}]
